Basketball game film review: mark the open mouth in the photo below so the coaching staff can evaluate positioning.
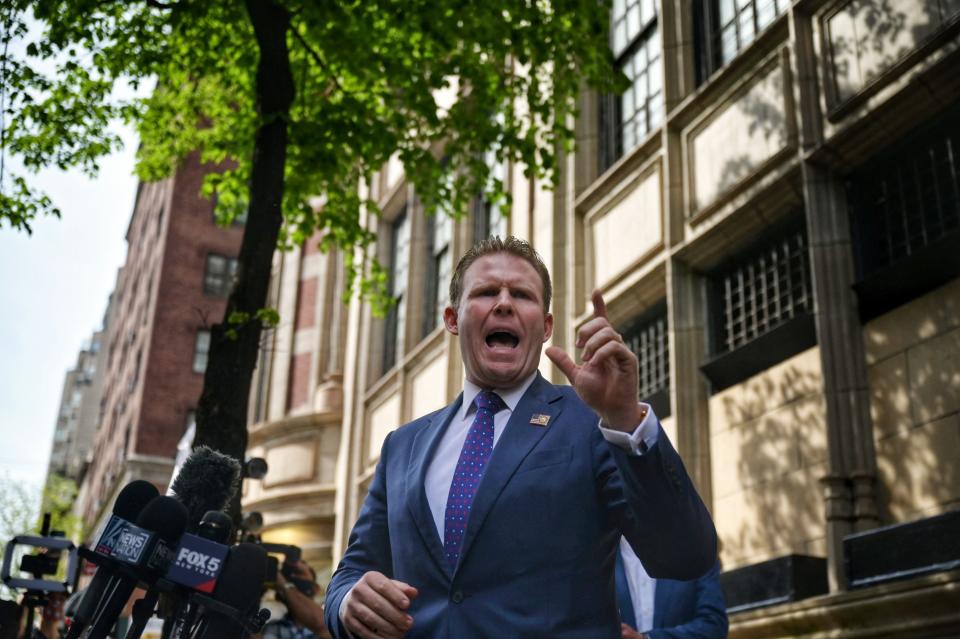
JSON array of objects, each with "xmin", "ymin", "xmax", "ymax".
[{"xmin": 485, "ymin": 330, "xmax": 519, "ymax": 349}]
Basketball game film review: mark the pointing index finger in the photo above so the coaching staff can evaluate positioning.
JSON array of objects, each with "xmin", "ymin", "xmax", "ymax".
[{"xmin": 591, "ymin": 289, "xmax": 608, "ymax": 320}]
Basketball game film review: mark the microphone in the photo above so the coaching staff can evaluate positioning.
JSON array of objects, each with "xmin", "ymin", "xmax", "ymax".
[
  {"xmin": 85, "ymin": 496, "xmax": 188, "ymax": 639},
  {"xmin": 169, "ymin": 446, "xmax": 241, "ymax": 532},
  {"xmin": 191, "ymin": 543, "xmax": 269, "ymax": 639},
  {"xmin": 125, "ymin": 511, "xmax": 233, "ymax": 639},
  {"xmin": 66, "ymin": 480, "xmax": 159, "ymax": 639},
  {"xmin": 165, "ymin": 511, "xmax": 233, "ymax": 594}
]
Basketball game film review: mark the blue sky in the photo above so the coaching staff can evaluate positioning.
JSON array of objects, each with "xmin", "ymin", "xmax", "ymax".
[{"xmin": 0, "ymin": 125, "xmax": 138, "ymax": 490}]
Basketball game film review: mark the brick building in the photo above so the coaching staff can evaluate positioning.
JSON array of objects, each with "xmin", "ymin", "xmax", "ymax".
[{"xmin": 78, "ymin": 153, "xmax": 243, "ymax": 532}]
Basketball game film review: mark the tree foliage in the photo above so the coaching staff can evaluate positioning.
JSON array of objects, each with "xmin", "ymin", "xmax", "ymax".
[
  {"xmin": 4, "ymin": 0, "xmax": 617, "ymax": 251},
  {"xmin": 2, "ymin": 0, "xmax": 621, "ymax": 491}
]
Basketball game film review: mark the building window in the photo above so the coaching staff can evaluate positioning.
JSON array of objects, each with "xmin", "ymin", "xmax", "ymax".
[
  {"xmin": 701, "ymin": 222, "xmax": 816, "ymax": 391},
  {"xmin": 383, "ymin": 209, "xmax": 410, "ymax": 372},
  {"xmin": 696, "ymin": 0, "xmax": 789, "ymax": 82},
  {"xmin": 203, "ymin": 254, "xmax": 238, "ymax": 297},
  {"xmin": 848, "ymin": 108, "xmax": 960, "ymax": 320},
  {"xmin": 474, "ymin": 149, "xmax": 508, "ymax": 241},
  {"xmin": 716, "ymin": 228, "xmax": 811, "ymax": 354},
  {"xmin": 620, "ymin": 305, "xmax": 670, "ymax": 419},
  {"xmin": 423, "ymin": 213, "xmax": 453, "ymax": 338},
  {"xmin": 600, "ymin": 0, "xmax": 662, "ymax": 171},
  {"xmin": 193, "ymin": 330, "xmax": 211, "ymax": 374}
]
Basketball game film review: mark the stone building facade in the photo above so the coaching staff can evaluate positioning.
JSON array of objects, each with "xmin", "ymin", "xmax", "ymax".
[{"xmin": 246, "ymin": 0, "xmax": 960, "ymax": 634}]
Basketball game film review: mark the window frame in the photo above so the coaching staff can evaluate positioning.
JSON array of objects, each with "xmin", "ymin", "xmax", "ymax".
[
  {"xmin": 423, "ymin": 212, "xmax": 453, "ymax": 339},
  {"xmin": 619, "ymin": 303, "xmax": 671, "ymax": 419},
  {"xmin": 695, "ymin": 0, "xmax": 789, "ymax": 84},
  {"xmin": 600, "ymin": 0, "xmax": 663, "ymax": 172},
  {"xmin": 383, "ymin": 208, "xmax": 410, "ymax": 373},
  {"xmin": 700, "ymin": 219, "xmax": 816, "ymax": 391},
  {"xmin": 203, "ymin": 253, "xmax": 239, "ymax": 297},
  {"xmin": 192, "ymin": 329, "xmax": 211, "ymax": 374}
]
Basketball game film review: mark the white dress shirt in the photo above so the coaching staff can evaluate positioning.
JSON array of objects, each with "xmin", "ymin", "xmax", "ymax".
[{"xmin": 620, "ymin": 535, "xmax": 657, "ymax": 632}]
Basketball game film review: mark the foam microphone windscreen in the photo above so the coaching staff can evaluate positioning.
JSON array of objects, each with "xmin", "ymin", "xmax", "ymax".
[
  {"xmin": 195, "ymin": 543, "xmax": 268, "ymax": 639},
  {"xmin": 169, "ymin": 446, "xmax": 241, "ymax": 530}
]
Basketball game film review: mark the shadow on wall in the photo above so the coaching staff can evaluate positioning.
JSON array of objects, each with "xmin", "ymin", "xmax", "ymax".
[
  {"xmin": 715, "ymin": 66, "xmax": 788, "ymax": 198},
  {"xmin": 710, "ymin": 1, "xmax": 951, "ymax": 208},
  {"xmin": 715, "ymin": 359, "xmax": 826, "ymax": 569},
  {"xmin": 864, "ymin": 285, "xmax": 960, "ymax": 525},
  {"xmin": 829, "ymin": 1, "xmax": 949, "ymax": 103}
]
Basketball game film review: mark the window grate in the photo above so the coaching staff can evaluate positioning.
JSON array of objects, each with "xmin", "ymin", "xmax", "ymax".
[
  {"xmin": 715, "ymin": 228, "xmax": 812, "ymax": 354},
  {"xmin": 620, "ymin": 307, "xmax": 670, "ymax": 403},
  {"xmin": 850, "ymin": 122, "xmax": 960, "ymax": 278}
]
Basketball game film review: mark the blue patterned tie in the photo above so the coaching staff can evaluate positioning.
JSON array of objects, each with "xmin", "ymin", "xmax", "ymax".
[{"xmin": 443, "ymin": 390, "xmax": 505, "ymax": 571}]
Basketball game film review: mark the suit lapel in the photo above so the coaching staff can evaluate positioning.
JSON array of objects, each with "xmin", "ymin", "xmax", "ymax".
[
  {"xmin": 456, "ymin": 374, "xmax": 564, "ymax": 570},
  {"xmin": 405, "ymin": 396, "xmax": 462, "ymax": 580}
]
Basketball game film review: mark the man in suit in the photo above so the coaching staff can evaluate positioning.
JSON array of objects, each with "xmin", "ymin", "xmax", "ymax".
[
  {"xmin": 325, "ymin": 236, "xmax": 716, "ymax": 638},
  {"xmin": 616, "ymin": 538, "xmax": 728, "ymax": 639}
]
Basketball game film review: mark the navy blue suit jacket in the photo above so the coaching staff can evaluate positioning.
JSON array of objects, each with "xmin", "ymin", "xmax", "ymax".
[
  {"xmin": 617, "ymin": 556, "xmax": 728, "ymax": 639},
  {"xmin": 325, "ymin": 374, "xmax": 716, "ymax": 638}
]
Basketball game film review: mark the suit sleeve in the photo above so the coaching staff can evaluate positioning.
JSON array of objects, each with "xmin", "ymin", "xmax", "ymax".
[
  {"xmin": 598, "ymin": 420, "xmax": 718, "ymax": 581},
  {"xmin": 324, "ymin": 432, "xmax": 395, "ymax": 638},
  {"xmin": 647, "ymin": 561, "xmax": 729, "ymax": 639}
]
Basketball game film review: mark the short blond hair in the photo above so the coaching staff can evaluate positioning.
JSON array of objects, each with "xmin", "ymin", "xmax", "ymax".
[{"xmin": 449, "ymin": 236, "xmax": 552, "ymax": 312}]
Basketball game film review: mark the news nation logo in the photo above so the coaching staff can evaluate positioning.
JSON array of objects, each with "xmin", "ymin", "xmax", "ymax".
[
  {"xmin": 94, "ymin": 515, "xmax": 131, "ymax": 556},
  {"xmin": 113, "ymin": 529, "xmax": 150, "ymax": 564}
]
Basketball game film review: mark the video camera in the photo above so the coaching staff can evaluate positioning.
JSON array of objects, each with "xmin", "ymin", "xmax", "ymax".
[{"xmin": 1, "ymin": 514, "xmax": 80, "ymax": 635}]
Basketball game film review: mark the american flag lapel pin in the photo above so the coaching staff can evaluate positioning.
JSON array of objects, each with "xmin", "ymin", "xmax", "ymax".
[{"xmin": 529, "ymin": 414, "xmax": 550, "ymax": 427}]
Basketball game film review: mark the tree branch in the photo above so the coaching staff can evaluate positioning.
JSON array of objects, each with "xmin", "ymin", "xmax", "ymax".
[
  {"xmin": 290, "ymin": 25, "xmax": 343, "ymax": 98},
  {"xmin": 144, "ymin": 0, "xmax": 179, "ymax": 10}
]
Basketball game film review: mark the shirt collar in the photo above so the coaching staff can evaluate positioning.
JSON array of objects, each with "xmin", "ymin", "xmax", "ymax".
[{"xmin": 460, "ymin": 372, "xmax": 538, "ymax": 422}]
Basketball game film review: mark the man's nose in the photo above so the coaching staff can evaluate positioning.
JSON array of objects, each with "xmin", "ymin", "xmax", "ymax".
[{"xmin": 493, "ymin": 290, "xmax": 514, "ymax": 314}]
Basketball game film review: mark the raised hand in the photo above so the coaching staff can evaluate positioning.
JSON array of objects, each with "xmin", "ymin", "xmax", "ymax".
[
  {"xmin": 545, "ymin": 290, "xmax": 644, "ymax": 432},
  {"xmin": 342, "ymin": 571, "xmax": 419, "ymax": 638}
]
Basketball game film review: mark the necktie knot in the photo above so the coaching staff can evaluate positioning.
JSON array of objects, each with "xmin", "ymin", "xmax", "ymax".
[{"xmin": 475, "ymin": 390, "xmax": 505, "ymax": 414}]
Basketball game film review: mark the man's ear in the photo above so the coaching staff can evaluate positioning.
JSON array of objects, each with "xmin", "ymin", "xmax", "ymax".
[
  {"xmin": 543, "ymin": 312, "xmax": 554, "ymax": 342},
  {"xmin": 443, "ymin": 306, "xmax": 459, "ymax": 335}
]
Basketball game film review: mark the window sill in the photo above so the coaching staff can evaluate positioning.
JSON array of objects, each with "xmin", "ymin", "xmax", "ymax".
[
  {"xmin": 700, "ymin": 313, "xmax": 817, "ymax": 392},
  {"xmin": 854, "ymin": 230, "xmax": 960, "ymax": 323}
]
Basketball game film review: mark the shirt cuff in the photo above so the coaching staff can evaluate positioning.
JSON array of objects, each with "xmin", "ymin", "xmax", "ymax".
[
  {"xmin": 338, "ymin": 586, "xmax": 356, "ymax": 638},
  {"xmin": 598, "ymin": 403, "xmax": 658, "ymax": 455}
]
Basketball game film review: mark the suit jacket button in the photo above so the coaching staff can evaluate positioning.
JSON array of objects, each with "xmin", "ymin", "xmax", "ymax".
[{"xmin": 452, "ymin": 591, "xmax": 464, "ymax": 604}]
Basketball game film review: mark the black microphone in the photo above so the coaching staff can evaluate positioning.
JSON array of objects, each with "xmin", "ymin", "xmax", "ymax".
[
  {"xmin": 191, "ymin": 543, "xmax": 269, "ymax": 639},
  {"xmin": 169, "ymin": 446, "xmax": 241, "ymax": 533},
  {"xmin": 66, "ymin": 480, "xmax": 159, "ymax": 639},
  {"xmin": 125, "ymin": 511, "xmax": 235, "ymax": 639},
  {"xmin": 85, "ymin": 496, "xmax": 188, "ymax": 639}
]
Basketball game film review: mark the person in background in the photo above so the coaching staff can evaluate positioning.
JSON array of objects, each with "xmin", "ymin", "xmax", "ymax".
[
  {"xmin": 616, "ymin": 537, "xmax": 728, "ymax": 639},
  {"xmin": 257, "ymin": 560, "xmax": 330, "ymax": 639}
]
